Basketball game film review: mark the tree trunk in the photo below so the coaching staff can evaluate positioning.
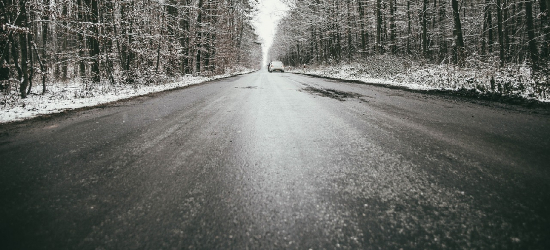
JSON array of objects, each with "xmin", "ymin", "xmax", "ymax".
[
  {"xmin": 335, "ymin": 1, "xmax": 342, "ymax": 61},
  {"xmin": 496, "ymin": 0, "xmax": 505, "ymax": 67},
  {"xmin": 488, "ymin": 0, "xmax": 493, "ymax": 54},
  {"xmin": 525, "ymin": 0, "xmax": 538, "ymax": 69},
  {"xmin": 87, "ymin": 0, "xmax": 100, "ymax": 83},
  {"xmin": 126, "ymin": 3, "xmax": 134, "ymax": 76},
  {"xmin": 42, "ymin": 0, "xmax": 49, "ymax": 57},
  {"xmin": 31, "ymin": 42, "xmax": 46, "ymax": 94},
  {"xmin": 196, "ymin": 0, "xmax": 204, "ymax": 75},
  {"xmin": 10, "ymin": 34, "xmax": 22, "ymax": 80},
  {"xmin": 422, "ymin": 0, "xmax": 428, "ymax": 58},
  {"xmin": 61, "ymin": 4, "xmax": 68, "ymax": 81},
  {"xmin": 407, "ymin": 0, "xmax": 411, "ymax": 54},
  {"xmin": 77, "ymin": 0, "xmax": 86, "ymax": 78},
  {"xmin": 41, "ymin": 0, "xmax": 49, "ymax": 93},
  {"xmin": 438, "ymin": 0, "xmax": 447, "ymax": 62},
  {"xmin": 376, "ymin": 0, "xmax": 382, "ymax": 54},
  {"xmin": 389, "ymin": 0, "xmax": 396, "ymax": 54},
  {"xmin": 482, "ymin": 0, "xmax": 493, "ymax": 55},
  {"xmin": 358, "ymin": 0, "xmax": 367, "ymax": 57},
  {"xmin": 503, "ymin": 0, "xmax": 509, "ymax": 62},
  {"xmin": 19, "ymin": 33, "xmax": 29, "ymax": 98},
  {"xmin": 17, "ymin": 0, "xmax": 29, "ymax": 98},
  {"xmin": 26, "ymin": 23, "xmax": 34, "ymax": 96},
  {"xmin": 539, "ymin": 0, "xmax": 549, "ymax": 59},
  {"xmin": 451, "ymin": 0, "xmax": 465, "ymax": 65},
  {"xmin": 346, "ymin": 0, "xmax": 352, "ymax": 62}
]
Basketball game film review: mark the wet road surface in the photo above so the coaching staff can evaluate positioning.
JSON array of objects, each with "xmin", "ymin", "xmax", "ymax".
[{"xmin": 1, "ymin": 71, "xmax": 550, "ymax": 249}]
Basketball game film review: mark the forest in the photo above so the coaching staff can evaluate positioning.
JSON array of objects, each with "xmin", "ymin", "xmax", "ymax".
[
  {"xmin": 271, "ymin": 0, "xmax": 550, "ymax": 100},
  {"xmin": 0, "ymin": 0, "xmax": 262, "ymax": 99},
  {"xmin": 2, "ymin": 0, "xmax": 550, "ymax": 108}
]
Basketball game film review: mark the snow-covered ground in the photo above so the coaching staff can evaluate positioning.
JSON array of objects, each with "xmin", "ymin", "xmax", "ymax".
[
  {"xmin": 0, "ymin": 70, "xmax": 254, "ymax": 124},
  {"xmin": 3, "ymin": 59, "xmax": 548, "ymax": 124},
  {"xmin": 288, "ymin": 56, "xmax": 550, "ymax": 103}
]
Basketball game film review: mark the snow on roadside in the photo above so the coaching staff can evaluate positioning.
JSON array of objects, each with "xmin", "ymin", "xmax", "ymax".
[
  {"xmin": 288, "ymin": 58, "xmax": 550, "ymax": 103},
  {"xmin": 0, "ymin": 70, "xmax": 253, "ymax": 124}
]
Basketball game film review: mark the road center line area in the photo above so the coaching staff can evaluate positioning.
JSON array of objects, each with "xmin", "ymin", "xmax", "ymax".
[{"xmin": 1, "ymin": 71, "xmax": 549, "ymax": 249}]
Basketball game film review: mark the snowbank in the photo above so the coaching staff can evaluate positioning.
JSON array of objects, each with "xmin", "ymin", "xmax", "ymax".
[
  {"xmin": 0, "ymin": 69, "xmax": 254, "ymax": 124},
  {"xmin": 288, "ymin": 56, "xmax": 550, "ymax": 103}
]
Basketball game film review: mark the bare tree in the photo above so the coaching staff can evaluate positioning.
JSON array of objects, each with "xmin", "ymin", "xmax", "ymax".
[
  {"xmin": 451, "ymin": 0, "xmax": 465, "ymax": 65},
  {"xmin": 17, "ymin": 0, "xmax": 30, "ymax": 98},
  {"xmin": 270, "ymin": 0, "xmax": 549, "ymax": 70}
]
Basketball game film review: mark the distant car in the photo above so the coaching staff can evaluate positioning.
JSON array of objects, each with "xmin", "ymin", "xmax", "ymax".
[{"xmin": 268, "ymin": 61, "xmax": 285, "ymax": 73}]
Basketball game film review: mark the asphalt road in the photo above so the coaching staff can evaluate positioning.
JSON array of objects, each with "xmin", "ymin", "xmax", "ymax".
[{"xmin": 1, "ymin": 70, "xmax": 550, "ymax": 249}]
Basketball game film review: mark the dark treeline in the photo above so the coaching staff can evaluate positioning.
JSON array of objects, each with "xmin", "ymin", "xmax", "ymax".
[
  {"xmin": 1, "ymin": 0, "xmax": 261, "ymax": 98},
  {"xmin": 271, "ymin": 0, "xmax": 550, "ymax": 71}
]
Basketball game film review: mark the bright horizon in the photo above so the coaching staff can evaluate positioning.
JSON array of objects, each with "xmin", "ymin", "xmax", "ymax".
[{"xmin": 251, "ymin": 0, "xmax": 289, "ymax": 67}]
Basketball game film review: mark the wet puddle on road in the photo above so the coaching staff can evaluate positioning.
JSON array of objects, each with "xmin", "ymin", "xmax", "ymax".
[{"xmin": 301, "ymin": 85, "xmax": 363, "ymax": 101}]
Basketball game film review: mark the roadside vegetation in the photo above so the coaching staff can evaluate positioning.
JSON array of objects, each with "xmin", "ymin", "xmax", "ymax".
[
  {"xmin": 271, "ymin": 0, "xmax": 550, "ymax": 102},
  {"xmin": 1, "ymin": 0, "xmax": 261, "ymax": 122},
  {"xmin": 287, "ymin": 55, "xmax": 549, "ymax": 103}
]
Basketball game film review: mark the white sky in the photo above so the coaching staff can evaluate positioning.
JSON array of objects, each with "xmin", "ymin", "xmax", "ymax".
[{"xmin": 251, "ymin": 0, "xmax": 289, "ymax": 66}]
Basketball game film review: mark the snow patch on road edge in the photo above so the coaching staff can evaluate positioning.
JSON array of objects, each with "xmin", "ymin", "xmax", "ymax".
[{"xmin": 287, "ymin": 58, "xmax": 550, "ymax": 104}]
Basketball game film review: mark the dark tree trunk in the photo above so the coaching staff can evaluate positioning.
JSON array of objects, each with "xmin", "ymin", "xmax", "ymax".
[
  {"xmin": 346, "ymin": 0, "xmax": 352, "ymax": 62},
  {"xmin": 496, "ymin": 0, "xmax": 505, "ymax": 66},
  {"xmin": 359, "ymin": 0, "xmax": 367, "ymax": 57},
  {"xmin": 376, "ymin": 0, "xmax": 382, "ymax": 54},
  {"xmin": 86, "ymin": 0, "xmax": 100, "ymax": 83},
  {"xmin": 77, "ymin": 0, "xmax": 86, "ymax": 78},
  {"xmin": 17, "ymin": 0, "xmax": 29, "ymax": 98},
  {"xmin": 10, "ymin": 33, "xmax": 22, "ymax": 80},
  {"xmin": 482, "ymin": 0, "xmax": 493, "ymax": 55},
  {"xmin": 42, "ymin": 0, "xmax": 49, "ymax": 57},
  {"xmin": 438, "ymin": 0, "xmax": 447, "ymax": 62},
  {"xmin": 389, "ymin": 0, "xmax": 396, "ymax": 54},
  {"xmin": 503, "ymin": 0, "xmax": 509, "ymax": 62},
  {"xmin": 407, "ymin": 0, "xmax": 411, "ymax": 54},
  {"xmin": 26, "ymin": 23, "xmax": 33, "ymax": 96},
  {"xmin": 0, "ymin": 0, "xmax": 10, "ymax": 68},
  {"xmin": 335, "ymin": 2, "xmax": 342, "ymax": 62},
  {"xmin": 41, "ymin": 0, "xmax": 49, "ymax": 94},
  {"xmin": 196, "ymin": 0, "xmax": 204, "ymax": 74},
  {"xmin": 539, "ymin": 0, "xmax": 549, "ymax": 59},
  {"xmin": 60, "ymin": 4, "xmax": 68, "ymax": 81},
  {"xmin": 525, "ymin": 0, "xmax": 538, "ymax": 69},
  {"xmin": 31, "ymin": 42, "xmax": 46, "ymax": 94},
  {"xmin": 422, "ymin": 0, "xmax": 428, "ymax": 58},
  {"xmin": 451, "ymin": 0, "xmax": 465, "ymax": 65}
]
